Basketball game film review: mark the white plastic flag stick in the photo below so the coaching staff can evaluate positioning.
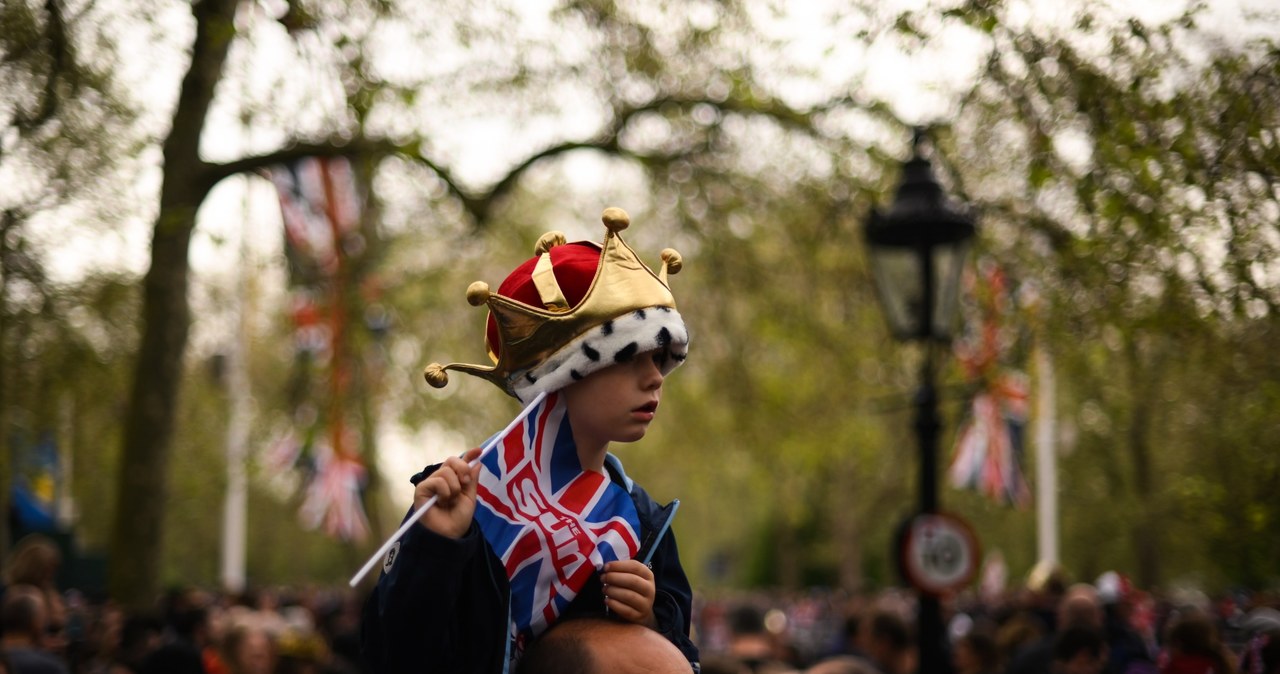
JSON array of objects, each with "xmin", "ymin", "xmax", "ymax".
[{"xmin": 349, "ymin": 391, "xmax": 548, "ymax": 588}]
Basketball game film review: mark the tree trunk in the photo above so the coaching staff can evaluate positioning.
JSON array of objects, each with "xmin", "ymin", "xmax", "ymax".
[
  {"xmin": 1125, "ymin": 336, "xmax": 1161, "ymax": 589},
  {"xmin": 108, "ymin": 0, "xmax": 239, "ymax": 608},
  {"xmin": 0, "ymin": 214, "xmax": 11, "ymax": 561}
]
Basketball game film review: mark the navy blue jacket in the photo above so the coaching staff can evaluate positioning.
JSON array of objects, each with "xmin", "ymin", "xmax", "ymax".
[{"xmin": 360, "ymin": 454, "xmax": 699, "ymax": 673}]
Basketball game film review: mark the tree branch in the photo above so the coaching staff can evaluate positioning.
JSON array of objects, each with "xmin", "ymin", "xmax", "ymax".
[{"xmin": 202, "ymin": 138, "xmax": 401, "ymax": 188}]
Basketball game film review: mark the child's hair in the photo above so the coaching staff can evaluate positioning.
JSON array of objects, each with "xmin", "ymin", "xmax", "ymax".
[{"xmin": 424, "ymin": 207, "xmax": 690, "ymax": 402}]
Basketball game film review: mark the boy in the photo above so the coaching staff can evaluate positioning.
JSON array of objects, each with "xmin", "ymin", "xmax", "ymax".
[{"xmin": 361, "ymin": 208, "xmax": 699, "ymax": 673}]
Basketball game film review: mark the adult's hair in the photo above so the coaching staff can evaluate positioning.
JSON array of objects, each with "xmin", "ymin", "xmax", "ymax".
[
  {"xmin": 1052, "ymin": 625, "xmax": 1104, "ymax": 664},
  {"xmin": 4, "ymin": 535, "xmax": 61, "ymax": 588},
  {"xmin": 0, "ymin": 584, "xmax": 46, "ymax": 638},
  {"xmin": 1058, "ymin": 584, "xmax": 1103, "ymax": 629},
  {"xmin": 516, "ymin": 620, "xmax": 596, "ymax": 674}
]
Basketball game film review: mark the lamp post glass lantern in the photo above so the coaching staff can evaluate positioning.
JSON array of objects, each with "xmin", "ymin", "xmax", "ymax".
[
  {"xmin": 865, "ymin": 129, "xmax": 975, "ymax": 342},
  {"xmin": 864, "ymin": 129, "xmax": 976, "ymax": 674}
]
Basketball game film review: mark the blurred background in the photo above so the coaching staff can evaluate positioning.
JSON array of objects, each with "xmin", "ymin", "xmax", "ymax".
[{"xmin": 1, "ymin": 0, "xmax": 1277, "ymax": 645}]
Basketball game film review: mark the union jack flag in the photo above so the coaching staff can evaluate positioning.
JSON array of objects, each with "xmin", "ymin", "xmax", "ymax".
[{"xmin": 473, "ymin": 392, "xmax": 642, "ymax": 644}]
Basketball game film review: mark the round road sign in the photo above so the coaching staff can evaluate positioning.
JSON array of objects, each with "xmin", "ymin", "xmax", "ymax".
[{"xmin": 897, "ymin": 512, "xmax": 980, "ymax": 595}]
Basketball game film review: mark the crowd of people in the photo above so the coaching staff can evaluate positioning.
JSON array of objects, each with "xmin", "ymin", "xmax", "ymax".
[
  {"xmin": 0, "ymin": 535, "xmax": 363, "ymax": 674},
  {"xmin": 691, "ymin": 568, "xmax": 1280, "ymax": 674},
  {"xmin": 1, "ymin": 533, "xmax": 1277, "ymax": 673}
]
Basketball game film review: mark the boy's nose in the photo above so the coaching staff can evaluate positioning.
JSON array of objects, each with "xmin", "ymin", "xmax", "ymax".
[{"xmin": 640, "ymin": 354, "xmax": 664, "ymax": 389}]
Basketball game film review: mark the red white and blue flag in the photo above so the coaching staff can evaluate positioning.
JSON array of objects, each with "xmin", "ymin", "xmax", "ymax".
[
  {"xmin": 473, "ymin": 392, "xmax": 642, "ymax": 643},
  {"xmin": 948, "ymin": 262, "xmax": 1032, "ymax": 507}
]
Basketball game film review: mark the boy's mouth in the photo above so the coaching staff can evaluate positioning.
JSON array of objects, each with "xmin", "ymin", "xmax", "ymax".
[{"xmin": 634, "ymin": 401, "xmax": 658, "ymax": 413}]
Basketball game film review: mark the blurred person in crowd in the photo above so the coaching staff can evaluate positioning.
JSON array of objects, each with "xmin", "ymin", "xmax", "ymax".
[
  {"xmin": 107, "ymin": 614, "xmax": 163, "ymax": 674},
  {"xmin": 1237, "ymin": 627, "xmax": 1279, "ymax": 674},
  {"xmin": 311, "ymin": 599, "xmax": 360, "ymax": 674},
  {"xmin": 1025, "ymin": 562, "xmax": 1071, "ymax": 634},
  {"xmin": 139, "ymin": 588, "xmax": 213, "ymax": 674},
  {"xmin": 1097, "ymin": 573, "xmax": 1157, "ymax": 674},
  {"xmin": 273, "ymin": 627, "xmax": 332, "ymax": 674},
  {"xmin": 1007, "ymin": 583, "xmax": 1110, "ymax": 674},
  {"xmin": 953, "ymin": 629, "xmax": 1001, "ymax": 674},
  {"xmin": 724, "ymin": 605, "xmax": 794, "ymax": 673},
  {"xmin": 70, "ymin": 601, "xmax": 124, "ymax": 674},
  {"xmin": 1158, "ymin": 610, "xmax": 1236, "ymax": 674},
  {"xmin": 515, "ymin": 617, "xmax": 692, "ymax": 674},
  {"xmin": 3, "ymin": 536, "xmax": 68, "ymax": 664},
  {"xmin": 1053, "ymin": 626, "xmax": 1108, "ymax": 674},
  {"xmin": 698, "ymin": 654, "xmax": 752, "ymax": 674},
  {"xmin": 994, "ymin": 610, "xmax": 1044, "ymax": 667},
  {"xmin": 0, "ymin": 651, "xmax": 13, "ymax": 674},
  {"xmin": 218, "ymin": 624, "xmax": 274, "ymax": 674},
  {"xmin": 39, "ymin": 594, "xmax": 67, "ymax": 663},
  {"xmin": 4, "ymin": 537, "xmax": 61, "ymax": 594},
  {"xmin": 0, "ymin": 584, "xmax": 70, "ymax": 674},
  {"xmin": 853, "ymin": 608, "xmax": 911, "ymax": 674},
  {"xmin": 831, "ymin": 611, "xmax": 868, "ymax": 662},
  {"xmin": 805, "ymin": 655, "xmax": 880, "ymax": 674}
]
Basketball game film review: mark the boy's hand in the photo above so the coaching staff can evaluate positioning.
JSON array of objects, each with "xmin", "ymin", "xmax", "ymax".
[
  {"xmin": 414, "ymin": 448, "xmax": 483, "ymax": 539},
  {"xmin": 601, "ymin": 560, "xmax": 657, "ymax": 628}
]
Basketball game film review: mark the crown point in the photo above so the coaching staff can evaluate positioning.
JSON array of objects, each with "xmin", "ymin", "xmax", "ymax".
[
  {"xmin": 424, "ymin": 363, "xmax": 449, "ymax": 388},
  {"xmin": 660, "ymin": 248, "xmax": 683, "ymax": 275},
  {"xmin": 534, "ymin": 231, "xmax": 567, "ymax": 255},
  {"xmin": 601, "ymin": 207, "xmax": 630, "ymax": 234},
  {"xmin": 466, "ymin": 281, "xmax": 491, "ymax": 306}
]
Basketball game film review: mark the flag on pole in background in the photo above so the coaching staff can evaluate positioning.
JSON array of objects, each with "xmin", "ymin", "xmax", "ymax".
[
  {"xmin": 472, "ymin": 392, "xmax": 643, "ymax": 646},
  {"xmin": 949, "ymin": 262, "xmax": 1032, "ymax": 507},
  {"xmin": 267, "ymin": 156, "xmax": 371, "ymax": 542}
]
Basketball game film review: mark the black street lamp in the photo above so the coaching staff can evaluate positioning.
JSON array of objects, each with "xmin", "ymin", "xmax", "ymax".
[{"xmin": 864, "ymin": 128, "xmax": 976, "ymax": 674}]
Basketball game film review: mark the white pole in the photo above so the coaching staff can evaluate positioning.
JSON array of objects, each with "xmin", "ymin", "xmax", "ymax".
[
  {"xmin": 1034, "ymin": 343, "xmax": 1058, "ymax": 565},
  {"xmin": 221, "ymin": 177, "xmax": 252, "ymax": 593}
]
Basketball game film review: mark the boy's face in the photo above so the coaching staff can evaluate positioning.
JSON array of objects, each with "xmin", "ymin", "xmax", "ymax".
[{"xmin": 562, "ymin": 348, "xmax": 666, "ymax": 453}]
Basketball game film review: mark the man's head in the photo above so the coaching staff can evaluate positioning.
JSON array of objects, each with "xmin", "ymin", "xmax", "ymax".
[
  {"xmin": 1058, "ymin": 584, "xmax": 1103, "ymax": 630},
  {"xmin": 425, "ymin": 208, "xmax": 689, "ymax": 402},
  {"xmin": 518, "ymin": 617, "xmax": 690, "ymax": 674},
  {"xmin": 0, "ymin": 584, "xmax": 49, "ymax": 645}
]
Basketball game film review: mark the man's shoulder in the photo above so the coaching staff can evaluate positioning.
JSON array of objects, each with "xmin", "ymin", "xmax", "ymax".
[{"xmin": 5, "ymin": 647, "xmax": 72, "ymax": 674}]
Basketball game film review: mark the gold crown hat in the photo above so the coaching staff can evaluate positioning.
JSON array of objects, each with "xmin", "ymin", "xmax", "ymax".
[{"xmin": 424, "ymin": 207, "xmax": 690, "ymax": 403}]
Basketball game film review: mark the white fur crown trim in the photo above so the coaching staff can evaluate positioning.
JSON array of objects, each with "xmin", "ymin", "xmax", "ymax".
[{"xmin": 509, "ymin": 307, "xmax": 689, "ymax": 403}]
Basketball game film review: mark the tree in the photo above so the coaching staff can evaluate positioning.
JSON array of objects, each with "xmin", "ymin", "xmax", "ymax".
[
  {"xmin": 104, "ymin": 0, "xmax": 869, "ymax": 605},
  {"xmin": 1, "ymin": 0, "xmax": 138, "ymax": 559}
]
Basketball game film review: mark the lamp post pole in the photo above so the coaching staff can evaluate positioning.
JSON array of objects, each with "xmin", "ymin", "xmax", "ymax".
[
  {"xmin": 864, "ymin": 127, "xmax": 977, "ymax": 674},
  {"xmin": 916, "ymin": 345, "xmax": 944, "ymax": 674}
]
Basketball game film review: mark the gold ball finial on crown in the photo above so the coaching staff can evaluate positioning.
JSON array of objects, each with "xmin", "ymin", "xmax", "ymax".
[
  {"xmin": 466, "ymin": 281, "xmax": 490, "ymax": 307},
  {"xmin": 423, "ymin": 363, "xmax": 449, "ymax": 388},
  {"xmin": 661, "ymin": 248, "xmax": 683, "ymax": 275},
  {"xmin": 602, "ymin": 207, "xmax": 630, "ymax": 234},
  {"xmin": 534, "ymin": 231, "xmax": 567, "ymax": 255}
]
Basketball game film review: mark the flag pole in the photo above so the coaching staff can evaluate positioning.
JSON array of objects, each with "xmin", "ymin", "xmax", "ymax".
[
  {"xmin": 349, "ymin": 391, "xmax": 548, "ymax": 587},
  {"xmin": 1034, "ymin": 343, "xmax": 1058, "ymax": 565}
]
